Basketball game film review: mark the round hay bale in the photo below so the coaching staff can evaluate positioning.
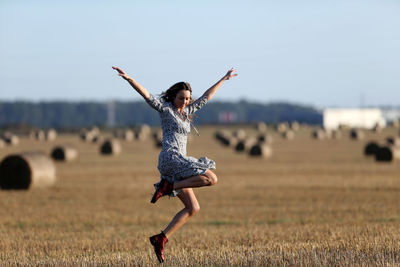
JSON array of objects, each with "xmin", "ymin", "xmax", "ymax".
[
  {"xmin": 51, "ymin": 145, "xmax": 78, "ymax": 162},
  {"xmin": 45, "ymin": 129, "xmax": 57, "ymax": 141},
  {"xmin": 3, "ymin": 133, "xmax": 19, "ymax": 146},
  {"xmin": 255, "ymin": 122, "xmax": 267, "ymax": 132},
  {"xmin": 372, "ymin": 123, "xmax": 383, "ymax": 133},
  {"xmin": 331, "ymin": 130, "xmax": 342, "ymax": 139},
  {"xmin": 0, "ymin": 152, "xmax": 56, "ymax": 190},
  {"xmin": 90, "ymin": 126, "xmax": 100, "ymax": 136},
  {"xmin": 350, "ymin": 129, "xmax": 364, "ymax": 140},
  {"xmin": 135, "ymin": 131, "xmax": 148, "ymax": 141},
  {"xmin": 364, "ymin": 141, "xmax": 379, "ymax": 156},
  {"xmin": 35, "ymin": 130, "xmax": 46, "ymax": 141},
  {"xmin": 258, "ymin": 133, "xmax": 273, "ymax": 145},
  {"xmin": 80, "ymin": 130, "xmax": 95, "ymax": 142},
  {"xmin": 233, "ymin": 129, "xmax": 246, "ymax": 140},
  {"xmin": 153, "ymin": 130, "xmax": 163, "ymax": 140},
  {"xmin": 113, "ymin": 129, "xmax": 123, "ymax": 138},
  {"xmin": 215, "ymin": 130, "xmax": 238, "ymax": 146},
  {"xmin": 339, "ymin": 124, "xmax": 351, "ymax": 131},
  {"xmin": 223, "ymin": 136, "xmax": 238, "ymax": 147},
  {"xmin": 390, "ymin": 119, "xmax": 400, "ymax": 129},
  {"xmin": 121, "ymin": 130, "xmax": 134, "ymax": 141},
  {"xmin": 235, "ymin": 137, "xmax": 257, "ymax": 152},
  {"xmin": 154, "ymin": 137, "xmax": 163, "ymax": 148},
  {"xmin": 386, "ymin": 137, "xmax": 400, "ymax": 146},
  {"xmin": 100, "ymin": 139, "xmax": 121, "ymax": 155},
  {"xmin": 324, "ymin": 130, "xmax": 333, "ymax": 139},
  {"xmin": 137, "ymin": 124, "xmax": 151, "ymax": 136},
  {"xmin": 375, "ymin": 146, "xmax": 400, "ymax": 162},
  {"xmin": 215, "ymin": 130, "xmax": 229, "ymax": 141},
  {"xmin": 290, "ymin": 121, "xmax": 300, "ymax": 131},
  {"xmin": 276, "ymin": 122, "xmax": 289, "ymax": 133},
  {"xmin": 91, "ymin": 135, "xmax": 103, "ymax": 143},
  {"xmin": 312, "ymin": 129, "xmax": 325, "ymax": 140},
  {"xmin": 282, "ymin": 130, "xmax": 294, "ymax": 140},
  {"xmin": 249, "ymin": 143, "xmax": 273, "ymax": 158}
]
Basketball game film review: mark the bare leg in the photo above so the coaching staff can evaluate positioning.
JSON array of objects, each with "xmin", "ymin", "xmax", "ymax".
[
  {"xmin": 173, "ymin": 170, "xmax": 217, "ymax": 190},
  {"xmin": 162, "ymin": 188, "xmax": 200, "ymax": 238}
]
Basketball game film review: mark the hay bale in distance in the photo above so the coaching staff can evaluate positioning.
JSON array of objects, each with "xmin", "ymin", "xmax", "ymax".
[
  {"xmin": 331, "ymin": 130, "xmax": 342, "ymax": 139},
  {"xmin": 90, "ymin": 126, "xmax": 100, "ymax": 136},
  {"xmin": 390, "ymin": 119, "xmax": 400, "ymax": 129},
  {"xmin": 350, "ymin": 129, "xmax": 364, "ymax": 140},
  {"xmin": 276, "ymin": 123, "xmax": 289, "ymax": 133},
  {"xmin": 45, "ymin": 129, "xmax": 57, "ymax": 141},
  {"xmin": 137, "ymin": 124, "xmax": 151, "ymax": 135},
  {"xmin": 249, "ymin": 143, "xmax": 273, "ymax": 158},
  {"xmin": 154, "ymin": 137, "xmax": 162, "ymax": 148},
  {"xmin": 135, "ymin": 131, "xmax": 148, "ymax": 141},
  {"xmin": 2, "ymin": 133, "xmax": 19, "ymax": 145},
  {"xmin": 290, "ymin": 121, "xmax": 300, "ymax": 131},
  {"xmin": 372, "ymin": 123, "xmax": 383, "ymax": 133},
  {"xmin": 51, "ymin": 145, "xmax": 78, "ymax": 162},
  {"xmin": 235, "ymin": 137, "xmax": 257, "ymax": 152},
  {"xmin": 255, "ymin": 122, "xmax": 267, "ymax": 132},
  {"xmin": 364, "ymin": 141, "xmax": 379, "ymax": 156},
  {"xmin": 258, "ymin": 133, "xmax": 273, "ymax": 145},
  {"xmin": 223, "ymin": 136, "xmax": 238, "ymax": 147},
  {"xmin": 0, "ymin": 152, "xmax": 56, "ymax": 190},
  {"xmin": 214, "ymin": 130, "xmax": 229, "ymax": 141},
  {"xmin": 386, "ymin": 137, "xmax": 400, "ymax": 146},
  {"xmin": 312, "ymin": 129, "xmax": 325, "ymax": 140},
  {"xmin": 233, "ymin": 129, "xmax": 246, "ymax": 140},
  {"xmin": 34, "ymin": 130, "xmax": 46, "ymax": 141},
  {"xmin": 122, "ymin": 130, "xmax": 135, "ymax": 141},
  {"xmin": 375, "ymin": 146, "xmax": 400, "ymax": 162},
  {"xmin": 100, "ymin": 139, "xmax": 121, "ymax": 155},
  {"xmin": 215, "ymin": 130, "xmax": 238, "ymax": 147},
  {"xmin": 80, "ymin": 130, "xmax": 95, "ymax": 142},
  {"xmin": 282, "ymin": 130, "xmax": 294, "ymax": 140},
  {"xmin": 81, "ymin": 127, "xmax": 101, "ymax": 142}
]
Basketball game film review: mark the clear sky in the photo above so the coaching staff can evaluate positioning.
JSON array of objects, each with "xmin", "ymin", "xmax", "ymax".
[{"xmin": 1, "ymin": 0, "xmax": 399, "ymax": 108}]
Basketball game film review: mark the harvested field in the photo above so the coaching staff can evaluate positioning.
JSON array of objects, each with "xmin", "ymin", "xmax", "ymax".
[{"xmin": 0, "ymin": 125, "xmax": 399, "ymax": 266}]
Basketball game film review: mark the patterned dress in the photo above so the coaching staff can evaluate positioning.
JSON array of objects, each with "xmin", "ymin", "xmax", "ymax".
[{"xmin": 146, "ymin": 94, "xmax": 216, "ymax": 197}]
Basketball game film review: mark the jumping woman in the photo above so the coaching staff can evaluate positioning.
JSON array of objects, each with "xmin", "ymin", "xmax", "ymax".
[{"xmin": 112, "ymin": 66, "xmax": 237, "ymax": 263}]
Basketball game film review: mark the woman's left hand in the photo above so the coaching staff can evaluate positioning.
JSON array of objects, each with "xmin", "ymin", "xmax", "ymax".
[{"xmin": 224, "ymin": 68, "xmax": 238, "ymax": 80}]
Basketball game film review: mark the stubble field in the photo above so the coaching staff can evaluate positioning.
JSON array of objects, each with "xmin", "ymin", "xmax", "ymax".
[{"xmin": 0, "ymin": 125, "xmax": 399, "ymax": 266}]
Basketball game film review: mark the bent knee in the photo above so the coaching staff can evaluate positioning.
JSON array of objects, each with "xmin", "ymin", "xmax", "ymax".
[
  {"xmin": 188, "ymin": 205, "xmax": 200, "ymax": 216},
  {"xmin": 205, "ymin": 171, "xmax": 218, "ymax": 186}
]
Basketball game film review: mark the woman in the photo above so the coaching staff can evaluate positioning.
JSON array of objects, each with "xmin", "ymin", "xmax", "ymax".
[{"xmin": 112, "ymin": 66, "xmax": 237, "ymax": 263}]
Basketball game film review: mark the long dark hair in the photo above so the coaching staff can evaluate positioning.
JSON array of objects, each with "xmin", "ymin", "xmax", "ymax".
[
  {"xmin": 160, "ymin": 81, "xmax": 196, "ymax": 122},
  {"xmin": 160, "ymin": 82, "xmax": 193, "ymax": 103}
]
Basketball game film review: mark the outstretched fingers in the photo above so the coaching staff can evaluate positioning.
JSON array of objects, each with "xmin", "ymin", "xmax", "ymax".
[
  {"xmin": 112, "ymin": 66, "xmax": 125, "ymax": 75},
  {"xmin": 226, "ymin": 68, "xmax": 238, "ymax": 80}
]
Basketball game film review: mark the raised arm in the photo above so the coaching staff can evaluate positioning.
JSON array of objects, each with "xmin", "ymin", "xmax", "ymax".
[
  {"xmin": 202, "ymin": 68, "xmax": 238, "ymax": 101},
  {"xmin": 112, "ymin": 66, "xmax": 150, "ymax": 99}
]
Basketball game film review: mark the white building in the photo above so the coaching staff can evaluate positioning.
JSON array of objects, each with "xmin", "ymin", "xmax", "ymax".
[{"xmin": 323, "ymin": 108, "xmax": 386, "ymax": 130}]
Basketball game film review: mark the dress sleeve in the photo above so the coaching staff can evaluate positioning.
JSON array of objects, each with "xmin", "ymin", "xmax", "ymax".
[
  {"xmin": 186, "ymin": 94, "xmax": 209, "ymax": 115},
  {"xmin": 145, "ymin": 94, "xmax": 164, "ymax": 113}
]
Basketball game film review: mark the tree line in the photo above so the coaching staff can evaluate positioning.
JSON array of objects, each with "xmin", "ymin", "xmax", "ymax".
[{"xmin": 0, "ymin": 100, "xmax": 322, "ymax": 129}]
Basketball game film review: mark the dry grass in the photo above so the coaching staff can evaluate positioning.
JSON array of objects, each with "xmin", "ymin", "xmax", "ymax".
[{"xmin": 0, "ymin": 126, "xmax": 399, "ymax": 266}]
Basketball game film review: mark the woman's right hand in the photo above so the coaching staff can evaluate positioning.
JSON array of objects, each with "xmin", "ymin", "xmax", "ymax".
[{"xmin": 112, "ymin": 66, "xmax": 130, "ymax": 80}]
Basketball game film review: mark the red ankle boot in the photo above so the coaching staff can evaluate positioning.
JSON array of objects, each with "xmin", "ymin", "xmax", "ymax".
[
  {"xmin": 150, "ymin": 179, "xmax": 174, "ymax": 203},
  {"xmin": 149, "ymin": 231, "xmax": 168, "ymax": 263}
]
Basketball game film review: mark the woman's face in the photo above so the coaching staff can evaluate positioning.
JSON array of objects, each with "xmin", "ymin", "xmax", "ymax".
[{"xmin": 174, "ymin": 89, "xmax": 191, "ymax": 110}]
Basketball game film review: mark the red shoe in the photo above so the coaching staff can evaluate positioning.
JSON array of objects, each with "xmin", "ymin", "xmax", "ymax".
[
  {"xmin": 150, "ymin": 179, "xmax": 174, "ymax": 203},
  {"xmin": 149, "ymin": 232, "xmax": 168, "ymax": 263}
]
